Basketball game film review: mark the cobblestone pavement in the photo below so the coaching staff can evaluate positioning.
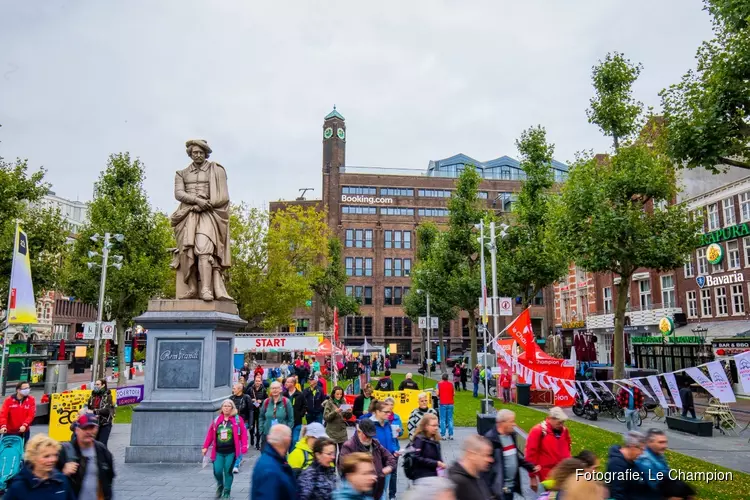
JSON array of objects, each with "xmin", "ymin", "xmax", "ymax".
[{"xmin": 32, "ymin": 424, "xmax": 535, "ymax": 500}]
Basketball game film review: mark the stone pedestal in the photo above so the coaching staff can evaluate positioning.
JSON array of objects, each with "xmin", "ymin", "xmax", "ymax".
[{"xmin": 125, "ymin": 299, "xmax": 246, "ymax": 463}]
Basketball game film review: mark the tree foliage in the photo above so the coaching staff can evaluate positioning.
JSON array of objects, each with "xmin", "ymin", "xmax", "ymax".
[
  {"xmin": 496, "ymin": 126, "xmax": 569, "ymax": 308},
  {"xmin": 311, "ymin": 237, "xmax": 359, "ymax": 330},
  {"xmin": 661, "ymin": 0, "xmax": 750, "ymax": 171},
  {"xmin": 228, "ymin": 204, "xmax": 330, "ymax": 330},
  {"xmin": 554, "ymin": 55, "xmax": 702, "ymax": 379},
  {"xmin": 65, "ymin": 153, "xmax": 174, "ymax": 385},
  {"xmin": 0, "ymin": 157, "xmax": 69, "ymax": 312}
]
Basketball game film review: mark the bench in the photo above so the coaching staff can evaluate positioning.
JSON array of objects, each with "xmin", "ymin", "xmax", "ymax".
[{"xmin": 666, "ymin": 415, "xmax": 713, "ymax": 437}]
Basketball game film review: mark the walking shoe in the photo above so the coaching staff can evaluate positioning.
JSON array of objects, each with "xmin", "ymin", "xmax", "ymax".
[
  {"xmin": 216, "ymin": 485, "xmax": 224, "ymax": 498},
  {"xmin": 448, "ymin": 435, "xmax": 454, "ymax": 440},
  {"xmin": 222, "ymin": 489, "xmax": 231, "ymax": 498},
  {"xmin": 441, "ymin": 435, "xmax": 446, "ymax": 440},
  {"xmin": 232, "ymin": 466, "xmax": 239, "ymax": 474}
]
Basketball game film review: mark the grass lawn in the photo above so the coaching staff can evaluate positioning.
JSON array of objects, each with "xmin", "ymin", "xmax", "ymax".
[
  {"xmin": 114, "ymin": 404, "xmax": 135, "ymax": 424},
  {"xmin": 379, "ymin": 373, "xmax": 750, "ymax": 500}
]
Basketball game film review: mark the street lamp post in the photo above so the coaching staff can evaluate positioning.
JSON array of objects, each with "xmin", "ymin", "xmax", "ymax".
[{"xmin": 88, "ymin": 233, "xmax": 123, "ymax": 383}]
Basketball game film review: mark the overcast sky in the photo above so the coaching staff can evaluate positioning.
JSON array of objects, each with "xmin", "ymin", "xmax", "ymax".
[{"xmin": 1, "ymin": 1, "xmax": 714, "ymax": 212}]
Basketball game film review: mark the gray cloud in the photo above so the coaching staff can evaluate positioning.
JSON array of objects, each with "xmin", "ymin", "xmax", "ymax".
[{"xmin": 0, "ymin": 0, "xmax": 713, "ymax": 212}]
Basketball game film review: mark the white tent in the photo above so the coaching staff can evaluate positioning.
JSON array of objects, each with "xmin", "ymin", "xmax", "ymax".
[{"xmin": 350, "ymin": 339, "xmax": 386, "ymax": 356}]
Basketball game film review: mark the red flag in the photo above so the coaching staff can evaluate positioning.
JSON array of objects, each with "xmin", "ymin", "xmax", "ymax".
[
  {"xmin": 333, "ymin": 307, "xmax": 339, "ymax": 343},
  {"xmin": 506, "ymin": 309, "xmax": 533, "ymax": 350}
]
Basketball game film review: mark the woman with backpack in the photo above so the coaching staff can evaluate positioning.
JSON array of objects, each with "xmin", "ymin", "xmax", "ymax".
[
  {"xmin": 406, "ymin": 413, "xmax": 445, "ymax": 481},
  {"xmin": 85, "ymin": 378, "xmax": 114, "ymax": 447},
  {"xmin": 289, "ymin": 422, "xmax": 330, "ymax": 476},
  {"xmin": 201, "ymin": 399, "xmax": 249, "ymax": 499},
  {"xmin": 297, "ymin": 437, "xmax": 338, "ymax": 500}
]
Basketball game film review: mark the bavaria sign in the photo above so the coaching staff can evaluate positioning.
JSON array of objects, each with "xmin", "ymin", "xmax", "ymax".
[{"xmin": 696, "ymin": 272, "xmax": 744, "ymax": 288}]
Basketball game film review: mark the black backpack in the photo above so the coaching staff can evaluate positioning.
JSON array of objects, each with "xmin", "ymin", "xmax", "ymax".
[{"xmin": 401, "ymin": 444, "xmax": 418, "ymax": 480}]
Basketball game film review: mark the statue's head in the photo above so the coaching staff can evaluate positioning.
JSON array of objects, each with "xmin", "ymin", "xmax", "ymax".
[{"xmin": 186, "ymin": 139, "xmax": 212, "ymax": 164}]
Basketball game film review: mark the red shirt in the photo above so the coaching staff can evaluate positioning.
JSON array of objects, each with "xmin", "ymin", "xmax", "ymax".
[
  {"xmin": 525, "ymin": 421, "xmax": 572, "ymax": 480},
  {"xmin": 437, "ymin": 380, "xmax": 455, "ymax": 405},
  {"xmin": 500, "ymin": 374, "xmax": 512, "ymax": 388},
  {"xmin": 0, "ymin": 395, "xmax": 36, "ymax": 434}
]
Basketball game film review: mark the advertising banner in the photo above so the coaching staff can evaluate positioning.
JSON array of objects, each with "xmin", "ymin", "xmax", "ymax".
[
  {"xmin": 116, "ymin": 385, "xmax": 144, "ymax": 406},
  {"xmin": 49, "ymin": 389, "xmax": 116, "ymax": 442},
  {"xmin": 705, "ymin": 361, "xmax": 736, "ymax": 403},
  {"xmin": 235, "ymin": 336, "xmax": 320, "ymax": 352},
  {"xmin": 736, "ymin": 351, "xmax": 750, "ymax": 394},
  {"xmin": 371, "ymin": 389, "xmax": 426, "ymax": 438},
  {"xmin": 685, "ymin": 367, "xmax": 720, "ymax": 399},
  {"xmin": 7, "ymin": 225, "xmax": 36, "ymax": 324}
]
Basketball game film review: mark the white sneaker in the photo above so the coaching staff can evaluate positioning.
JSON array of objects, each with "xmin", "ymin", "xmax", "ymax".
[{"xmin": 232, "ymin": 467, "xmax": 239, "ymax": 474}]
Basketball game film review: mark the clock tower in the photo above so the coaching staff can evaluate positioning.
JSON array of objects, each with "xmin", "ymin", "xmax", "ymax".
[{"xmin": 322, "ymin": 106, "xmax": 346, "ymax": 228}]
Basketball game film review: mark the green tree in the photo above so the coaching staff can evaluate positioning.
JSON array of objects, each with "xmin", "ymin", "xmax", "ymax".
[
  {"xmin": 553, "ymin": 54, "xmax": 702, "ymax": 380},
  {"xmin": 65, "ymin": 153, "xmax": 174, "ymax": 385},
  {"xmin": 311, "ymin": 237, "xmax": 359, "ymax": 330},
  {"xmin": 496, "ymin": 126, "xmax": 569, "ymax": 307},
  {"xmin": 0, "ymin": 157, "xmax": 69, "ymax": 312},
  {"xmin": 661, "ymin": 0, "xmax": 750, "ymax": 171}
]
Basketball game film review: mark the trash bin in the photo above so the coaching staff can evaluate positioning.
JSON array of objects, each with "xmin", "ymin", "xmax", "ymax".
[
  {"xmin": 476, "ymin": 413, "xmax": 495, "ymax": 435},
  {"xmin": 516, "ymin": 383, "xmax": 531, "ymax": 406}
]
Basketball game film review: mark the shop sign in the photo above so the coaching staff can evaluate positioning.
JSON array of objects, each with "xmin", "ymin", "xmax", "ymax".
[
  {"xmin": 658, "ymin": 317, "xmax": 675, "ymax": 337},
  {"xmin": 340, "ymin": 194, "xmax": 394, "ymax": 205},
  {"xmin": 699, "ymin": 222, "xmax": 750, "ymax": 246},
  {"xmin": 696, "ymin": 272, "xmax": 744, "ymax": 288},
  {"xmin": 713, "ymin": 340, "xmax": 750, "ymax": 356},
  {"xmin": 632, "ymin": 336, "xmax": 704, "ymax": 344},
  {"xmin": 706, "ymin": 243, "xmax": 724, "ymax": 264}
]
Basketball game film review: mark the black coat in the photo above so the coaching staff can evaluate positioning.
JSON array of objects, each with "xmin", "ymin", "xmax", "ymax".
[
  {"xmin": 352, "ymin": 392, "xmax": 372, "ymax": 418},
  {"xmin": 246, "ymin": 383, "xmax": 267, "ymax": 411},
  {"xmin": 448, "ymin": 462, "xmax": 492, "ymax": 500},
  {"xmin": 606, "ymin": 445, "xmax": 646, "ymax": 500},
  {"xmin": 56, "ymin": 440, "xmax": 115, "ymax": 500},
  {"xmin": 484, "ymin": 428, "xmax": 536, "ymax": 496},
  {"xmin": 285, "ymin": 389, "xmax": 306, "ymax": 427},
  {"xmin": 302, "ymin": 386, "xmax": 326, "ymax": 417},
  {"xmin": 411, "ymin": 435, "xmax": 442, "ymax": 480},
  {"xmin": 230, "ymin": 393, "xmax": 253, "ymax": 424},
  {"xmin": 398, "ymin": 379, "xmax": 419, "ymax": 391},
  {"xmin": 460, "ymin": 367, "xmax": 468, "ymax": 383}
]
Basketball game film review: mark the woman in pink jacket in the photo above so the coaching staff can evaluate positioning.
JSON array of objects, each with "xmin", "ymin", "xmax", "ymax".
[{"xmin": 202, "ymin": 399, "xmax": 249, "ymax": 498}]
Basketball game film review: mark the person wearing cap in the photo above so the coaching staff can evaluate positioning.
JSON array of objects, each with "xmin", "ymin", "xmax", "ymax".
[
  {"xmin": 339, "ymin": 419, "xmax": 395, "ymax": 500},
  {"xmin": 524, "ymin": 407, "xmax": 571, "ymax": 482},
  {"xmin": 289, "ymin": 422, "xmax": 329, "ymax": 475},
  {"xmin": 56, "ymin": 413, "xmax": 116, "ymax": 500},
  {"xmin": 302, "ymin": 376, "xmax": 326, "ymax": 424}
]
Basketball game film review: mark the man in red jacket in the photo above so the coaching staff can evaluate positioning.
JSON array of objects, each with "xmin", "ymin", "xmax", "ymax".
[
  {"xmin": 0, "ymin": 381, "xmax": 36, "ymax": 443},
  {"xmin": 524, "ymin": 406, "xmax": 571, "ymax": 481}
]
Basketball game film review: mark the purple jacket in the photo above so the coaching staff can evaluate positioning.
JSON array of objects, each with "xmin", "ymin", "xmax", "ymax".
[{"xmin": 203, "ymin": 414, "xmax": 249, "ymax": 460}]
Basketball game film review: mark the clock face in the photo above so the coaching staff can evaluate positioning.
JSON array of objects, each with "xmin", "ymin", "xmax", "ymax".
[
  {"xmin": 324, "ymin": 127, "xmax": 333, "ymax": 139},
  {"xmin": 337, "ymin": 128, "xmax": 346, "ymax": 140}
]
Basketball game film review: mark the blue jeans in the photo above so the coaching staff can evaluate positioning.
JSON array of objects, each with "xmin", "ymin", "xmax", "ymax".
[
  {"xmin": 439, "ymin": 404, "xmax": 454, "ymax": 437},
  {"xmin": 308, "ymin": 413, "xmax": 323, "ymax": 424},
  {"xmin": 625, "ymin": 408, "xmax": 639, "ymax": 431},
  {"xmin": 473, "ymin": 382, "xmax": 479, "ymax": 398},
  {"xmin": 380, "ymin": 474, "xmax": 391, "ymax": 500},
  {"xmin": 388, "ymin": 461, "xmax": 398, "ymax": 499},
  {"xmin": 213, "ymin": 452, "xmax": 235, "ymax": 492},
  {"xmin": 290, "ymin": 424, "xmax": 302, "ymax": 450}
]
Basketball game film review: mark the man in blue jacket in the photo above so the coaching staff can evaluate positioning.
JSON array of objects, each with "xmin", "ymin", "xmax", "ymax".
[
  {"xmin": 251, "ymin": 425, "xmax": 296, "ymax": 500},
  {"xmin": 605, "ymin": 430, "xmax": 646, "ymax": 500},
  {"xmin": 636, "ymin": 428, "xmax": 687, "ymax": 500},
  {"xmin": 370, "ymin": 400, "xmax": 400, "ymax": 500}
]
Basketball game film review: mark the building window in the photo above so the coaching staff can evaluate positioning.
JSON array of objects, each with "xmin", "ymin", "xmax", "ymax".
[
  {"xmin": 716, "ymin": 286, "xmax": 728, "ymax": 316},
  {"xmin": 394, "ymin": 259, "xmax": 402, "ymax": 276},
  {"xmin": 384, "ymin": 230, "xmax": 392, "ymax": 249},
  {"xmin": 364, "ymin": 287, "xmax": 372, "ymax": 305},
  {"xmin": 731, "ymin": 284, "xmax": 745, "ymax": 315},
  {"xmin": 385, "ymin": 230, "xmax": 411, "ymax": 249},
  {"xmin": 723, "ymin": 198, "xmax": 736, "ymax": 226},
  {"xmin": 384, "ymin": 287, "xmax": 393, "ymax": 305},
  {"xmin": 345, "ymin": 257, "xmax": 353, "ymax": 276},
  {"xmin": 345, "ymin": 230, "xmax": 354, "ymax": 248},
  {"xmin": 384, "ymin": 317, "xmax": 393, "ymax": 336},
  {"xmin": 576, "ymin": 266, "xmax": 587, "ymax": 283},
  {"xmin": 380, "ymin": 207, "xmax": 414, "ymax": 216},
  {"xmin": 394, "ymin": 287, "xmax": 403, "ymax": 305},
  {"xmin": 728, "ymin": 240, "xmax": 740, "ymax": 269},
  {"xmin": 417, "ymin": 208, "xmax": 449, "ymax": 217},
  {"xmin": 394, "ymin": 317, "xmax": 403, "ymax": 337},
  {"xmin": 404, "ymin": 259, "xmax": 412, "ymax": 276},
  {"xmin": 394, "ymin": 231, "xmax": 402, "ymax": 249},
  {"xmin": 741, "ymin": 192, "xmax": 750, "ymax": 222},
  {"xmin": 404, "ymin": 231, "xmax": 411, "ymax": 249},
  {"xmin": 701, "ymin": 288, "xmax": 713, "ymax": 317},
  {"xmin": 477, "ymin": 191, "xmax": 489, "ymax": 199},
  {"xmin": 418, "ymin": 189, "xmax": 452, "ymax": 198},
  {"xmin": 345, "ymin": 286, "xmax": 353, "ymax": 297},
  {"xmin": 745, "ymin": 237, "xmax": 750, "ymax": 267},
  {"xmin": 346, "ymin": 316, "xmax": 373, "ymax": 336},
  {"xmin": 639, "ymin": 280, "xmax": 652, "ymax": 310},
  {"xmin": 342, "ymin": 205, "xmax": 377, "ymax": 215},
  {"xmin": 708, "ymin": 203, "xmax": 720, "ymax": 231},
  {"xmin": 697, "ymin": 248, "xmax": 708, "ymax": 275},
  {"xmin": 365, "ymin": 230, "xmax": 373, "ymax": 248},
  {"xmin": 385, "ymin": 258, "xmax": 410, "ymax": 277},
  {"xmin": 603, "ymin": 287, "xmax": 612, "ymax": 314},
  {"xmin": 384, "ymin": 317, "xmax": 411, "ymax": 336},
  {"xmin": 380, "ymin": 187, "xmax": 414, "ymax": 197},
  {"xmin": 355, "ymin": 230, "xmax": 364, "ymax": 248},
  {"xmin": 687, "ymin": 291, "xmax": 698, "ymax": 318},
  {"xmin": 365, "ymin": 258, "xmax": 372, "ymax": 277},
  {"xmin": 385, "ymin": 258, "xmax": 392, "ymax": 277},
  {"xmin": 342, "ymin": 186, "xmax": 376, "ymax": 195},
  {"xmin": 711, "ymin": 246, "xmax": 724, "ymax": 274},
  {"xmin": 693, "ymin": 208, "xmax": 705, "ymax": 233},
  {"xmin": 684, "ymin": 258, "xmax": 695, "ymax": 278},
  {"xmin": 661, "ymin": 275, "xmax": 675, "ymax": 308},
  {"xmin": 354, "ymin": 286, "xmax": 364, "ymax": 304},
  {"xmin": 344, "ymin": 229, "xmax": 372, "ymax": 248}
]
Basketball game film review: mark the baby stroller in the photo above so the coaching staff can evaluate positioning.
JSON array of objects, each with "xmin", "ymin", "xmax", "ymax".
[{"xmin": 0, "ymin": 435, "xmax": 25, "ymax": 493}]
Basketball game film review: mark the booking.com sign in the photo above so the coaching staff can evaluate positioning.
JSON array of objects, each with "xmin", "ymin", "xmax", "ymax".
[{"xmin": 341, "ymin": 194, "xmax": 394, "ymax": 204}]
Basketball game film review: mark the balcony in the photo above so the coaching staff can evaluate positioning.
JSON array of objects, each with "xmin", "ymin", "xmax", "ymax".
[{"xmin": 585, "ymin": 303, "xmax": 683, "ymax": 329}]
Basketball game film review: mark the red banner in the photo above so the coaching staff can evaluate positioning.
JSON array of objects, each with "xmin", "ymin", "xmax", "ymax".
[
  {"xmin": 333, "ymin": 307, "xmax": 339, "ymax": 343},
  {"xmin": 507, "ymin": 309, "xmax": 533, "ymax": 350}
]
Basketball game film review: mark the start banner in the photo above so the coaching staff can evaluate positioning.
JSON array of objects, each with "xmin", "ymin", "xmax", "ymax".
[
  {"xmin": 235, "ymin": 335, "xmax": 320, "ymax": 352},
  {"xmin": 49, "ymin": 389, "xmax": 116, "ymax": 442}
]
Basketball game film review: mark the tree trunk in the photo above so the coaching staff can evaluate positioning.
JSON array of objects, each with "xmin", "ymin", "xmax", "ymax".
[
  {"xmin": 613, "ymin": 275, "xmax": 631, "ymax": 380},
  {"xmin": 468, "ymin": 311, "xmax": 477, "ymax": 371},
  {"xmin": 117, "ymin": 324, "xmax": 127, "ymax": 387}
]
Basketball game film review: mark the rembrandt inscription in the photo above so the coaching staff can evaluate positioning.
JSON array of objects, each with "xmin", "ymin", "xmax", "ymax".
[{"xmin": 156, "ymin": 340, "xmax": 202, "ymax": 389}]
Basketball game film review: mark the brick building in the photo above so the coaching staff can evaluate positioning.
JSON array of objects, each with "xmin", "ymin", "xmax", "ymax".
[{"xmin": 271, "ymin": 108, "xmax": 566, "ymax": 360}]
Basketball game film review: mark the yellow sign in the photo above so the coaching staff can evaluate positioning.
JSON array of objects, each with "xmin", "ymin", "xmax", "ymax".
[
  {"xmin": 371, "ymin": 389, "xmax": 430, "ymax": 438},
  {"xmin": 389, "ymin": 343, "xmax": 398, "ymax": 354},
  {"xmin": 7, "ymin": 225, "xmax": 36, "ymax": 324},
  {"xmin": 49, "ymin": 389, "xmax": 116, "ymax": 442},
  {"xmin": 30, "ymin": 362, "xmax": 45, "ymax": 384}
]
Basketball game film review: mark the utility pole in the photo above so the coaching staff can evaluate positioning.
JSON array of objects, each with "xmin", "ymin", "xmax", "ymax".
[
  {"xmin": 478, "ymin": 221, "xmax": 491, "ymax": 410},
  {"xmin": 426, "ymin": 291, "xmax": 431, "ymax": 381}
]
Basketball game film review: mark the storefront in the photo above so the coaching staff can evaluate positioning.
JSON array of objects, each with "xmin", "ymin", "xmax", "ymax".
[
  {"xmin": 632, "ymin": 335, "xmax": 714, "ymax": 373},
  {"xmin": 712, "ymin": 336, "xmax": 750, "ymax": 397}
]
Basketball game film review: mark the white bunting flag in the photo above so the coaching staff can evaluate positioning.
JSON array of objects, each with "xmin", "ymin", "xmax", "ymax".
[
  {"xmin": 585, "ymin": 381, "xmax": 599, "ymax": 401},
  {"xmin": 630, "ymin": 378, "xmax": 654, "ymax": 400},
  {"xmin": 735, "ymin": 351, "xmax": 750, "ymax": 395},
  {"xmin": 663, "ymin": 372, "xmax": 682, "ymax": 409},
  {"xmin": 548, "ymin": 377, "xmax": 561, "ymax": 395},
  {"xmin": 685, "ymin": 367, "xmax": 720, "ymax": 399},
  {"xmin": 705, "ymin": 361, "xmax": 736, "ymax": 403},
  {"xmin": 597, "ymin": 381, "xmax": 615, "ymax": 398},
  {"xmin": 613, "ymin": 380, "xmax": 633, "ymax": 396},
  {"xmin": 646, "ymin": 375, "xmax": 669, "ymax": 409},
  {"xmin": 576, "ymin": 381, "xmax": 588, "ymax": 403},
  {"xmin": 559, "ymin": 379, "xmax": 577, "ymax": 399}
]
